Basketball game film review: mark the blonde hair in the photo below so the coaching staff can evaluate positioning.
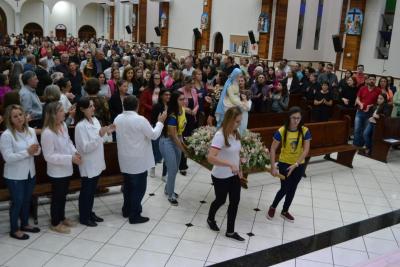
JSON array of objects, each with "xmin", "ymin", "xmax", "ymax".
[
  {"xmin": 43, "ymin": 84, "xmax": 61, "ymax": 103},
  {"xmin": 43, "ymin": 102, "xmax": 64, "ymax": 134},
  {"xmin": 4, "ymin": 105, "xmax": 31, "ymax": 139},
  {"xmin": 221, "ymin": 106, "xmax": 242, "ymax": 147}
]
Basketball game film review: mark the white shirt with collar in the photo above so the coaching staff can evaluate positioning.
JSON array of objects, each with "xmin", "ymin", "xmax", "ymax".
[
  {"xmin": 41, "ymin": 122, "xmax": 77, "ymax": 178},
  {"xmin": 114, "ymin": 111, "xmax": 164, "ymax": 175},
  {"xmin": 0, "ymin": 127, "xmax": 40, "ymax": 180},
  {"xmin": 74, "ymin": 117, "xmax": 106, "ymax": 178}
]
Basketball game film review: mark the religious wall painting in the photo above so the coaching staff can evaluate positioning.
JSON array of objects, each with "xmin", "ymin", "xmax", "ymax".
[
  {"xmin": 258, "ymin": 12, "xmax": 270, "ymax": 33},
  {"xmin": 345, "ymin": 8, "xmax": 363, "ymax": 35},
  {"xmin": 160, "ymin": 12, "xmax": 167, "ymax": 28},
  {"xmin": 229, "ymin": 35, "xmax": 252, "ymax": 55},
  {"xmin": 200, "ymin": 13, "xmax": 209, "ymax": 30}
]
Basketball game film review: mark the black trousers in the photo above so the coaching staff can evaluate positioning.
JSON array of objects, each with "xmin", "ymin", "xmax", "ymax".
[
  {"xmin": 208, "ymin": 175, "xmax": 241, "ymax": 233},
  {"xmin": 122, "ymin": 171, "xmax": 147, "ymax": 220},
  {"xmin": 79, "ymin": 176, "xmax": 99, "ymax": 223},
  {"xmin": 271, "ymin": 162, "xmax": 305, "ymax": 212},
  {"xmin": 50, "ymin": 177, "xmax": 70, "ymax": 226}
]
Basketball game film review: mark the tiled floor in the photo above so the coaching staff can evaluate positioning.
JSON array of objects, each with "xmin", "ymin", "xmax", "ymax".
[{"xmin": 0, "ymin": 150, "xmax": 399, "ymax": 267}]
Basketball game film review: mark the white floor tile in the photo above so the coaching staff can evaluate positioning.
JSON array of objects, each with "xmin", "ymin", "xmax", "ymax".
[
  {"xmin": 121, "ymin": 218, "xmax": 159, "ymax": 233},
  {"xmin": 252, "ymin": 222, "xmax": 284, "ymax": 239},
  {"xmin": 151, "ymin": 221, "xmax": 188, "ymax": 239},
  {"xmin": 59, "ymin": 238, "xmax": 103, "ymax": 260},
  {"xmin": 247, "ymin": 235, "xmax": 282, "ymax": 252},
  {"xmin": 332, "ymin": 247, "xmax": 369, "ymax": 267},
  {"xmin": 207, "ymin": 245, "xmax": 246, "ymax": 263},
  {"xmin": 125, "ymin": 249, "xmax": 170, "ymax": 267},
  {"xmin": 28, "ymin": 232, "xmax": 72, "ymax": 253},
  {"xmin": 363, "ymin": 237, "xmax": 399, "ymax": 255},
  {"xmin": 299, "ymin": 247, "xmax": 333, "ymax": 264},
  {"xmin": 92, "ymin": 244, "xmax": 136, "ymax": 266},
  {"xmin": 108, "ymin": 229, "xmax": 148, "ymax": 249},
  {"xmin": 365, "ymin": 228, "xmax": 397, "ymax": 241},
  {"xmin": 5, "ymin": 248, "xmax": 54, "ymax": 267},
  {"xmin": 139, "ymin": 234, "xmax": 180, "ymax": 254},
  {"xmin": 334, "ymin": 237, "xmax": 366, "ymax": 252},
  {"xmin": 173, "ymin": 239, "xmax": 212, "ymax": 261},
  {"xmin": 77, "ymin": 225, "xmax": 117, "ymax": 243},
  {"xmin": 283, "ymin": 225, "xmax": 314, "ymax": 241},
  {"xmin": 0, "ymin": 243, "xmax": 23, "ymax": 265},
  {"xmin": 182, "ymin": 226, "xmax": 218, "ymax": 244},
  {"xmin": 165, "ymin": 256, "xmax": 205, "ymax": 267},
  {"xmin": 296, "ymin": 259, "xmax": 333, "ymax": 267},
  {"xmin": 270, "ymin": 259, "xmax": 296, "ymax": 267},
  {"xmin": 43, "ymin": 254, "xmax": 87, "ymax": 267}
]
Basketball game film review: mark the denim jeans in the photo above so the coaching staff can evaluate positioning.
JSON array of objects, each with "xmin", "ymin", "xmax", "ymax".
[
  {"xmin": 159, "ymin": 137, "xmax": 181, "ymax": 199},
  {"xmin": 152, "ymin": 137, "xmax": 163, "ymax": 164},
  {"xmin": 79, "ymin": 176, "xmax": 99, "ymax": 223},
  {"xmin": 354, "ymin": 110, "xmax": 370, "ymax": 147},
  {"xmin": 363, "ymin": 122, "xmax": 376, "ymax": 151},
  {"xmin": 5, "ymin": 175, "xmax": 36, "ymax": 233},
  {"xmin": 122, "ymin": 171, "xmax": 147, "ymax": 220}
]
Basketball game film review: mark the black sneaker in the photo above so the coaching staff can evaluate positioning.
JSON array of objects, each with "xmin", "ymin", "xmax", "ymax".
[
  {"xmin": 180, "ymin": 170, "xmax": 187, "ymax": 176},
  {"xmin": 226, "ymin": 232, "xmax": 245, "ymax": 242},
  {"xmin": 168, "ymin": 198, "xmax": 178, "ymax": 206},
  {"xmin": 164, "ymin": 190, "xmax": 179, "ymax": 198},
  {"xmin": 129, "ymin": 216, "xmax": 150, "ymax": 224},
  {"xmin": 207, "ymin": 219, "xmax": 220, "ymax": 231}
]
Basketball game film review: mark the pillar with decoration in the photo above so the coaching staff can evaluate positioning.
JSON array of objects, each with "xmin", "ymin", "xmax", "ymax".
[
  {"xmin": 271, "ymin": 0, "xmax": 288, "ymax": 61},
  {"xmin": 199, "ymin": 0, "xmax": 212, "ymax": 53},
  {"xmin": 342, "ymin": 0, "xmax": 367, "ymax": 70},
  {"xmin": 159, "ymin": 1, "xmax": 169, "ymax": 47},
  {"xmin": 257, "ymin": 0, "xmax": 273, "ymax": 59}
]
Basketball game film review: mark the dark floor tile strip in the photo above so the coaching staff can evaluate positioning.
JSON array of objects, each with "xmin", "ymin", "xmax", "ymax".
[{"xmin": 211, "ymin": 209, "xmax": 400, "ymax": 267}]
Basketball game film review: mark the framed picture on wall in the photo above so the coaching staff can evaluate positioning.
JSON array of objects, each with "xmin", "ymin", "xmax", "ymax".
[
  {"xmin": 200, "ymin": 13, "xmax": 209, "ymax": 30},
  {"xmin": 229, "ymin": 35, "xmax": 250, "ymax": 55},
  {"xmin": 258, "ymin": 13, "xmax": 270, "ymax": 33},
  {"xmin": 345, "ymin": 8, "xmax": 363, "ymax": 35}
]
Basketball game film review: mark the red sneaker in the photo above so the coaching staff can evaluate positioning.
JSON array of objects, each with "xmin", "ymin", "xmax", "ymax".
[
  {"xmin": 266, "ymin": 206, "xmax": 276, "ymax": 220},
  {"xmin": 281, "ymin": 211, "xmax": 295, "ymax": 222}
]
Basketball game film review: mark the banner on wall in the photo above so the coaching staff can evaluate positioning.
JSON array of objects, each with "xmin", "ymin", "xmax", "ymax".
[
  {"xmin": 345, "ymin": 8, "xmax": 363, "ymax": 35},
  {"xmin": 200, "ymin": 13, "xmax": 209, "ymax": 30},
  {"xmin": 258, "ymin": 13, "xmax": 270, "ymax": 33}
]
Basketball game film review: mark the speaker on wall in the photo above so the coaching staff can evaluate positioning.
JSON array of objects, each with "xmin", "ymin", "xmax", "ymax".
[
  {"xmin": 248, "ymin": 30, "xmax": 256, "ymax": 45},
  {"xmin": 154, "ymin": 26, "xmax": 161, "ymax": 37},
  {"xmin": 125, "ymin": 25, "xmax": 132, "ymax": 34},
  {"xmin": 193, "ymin": 28, "xmax": 201, "ymax": 39},
  {"xmin": 332, "ymin": 34, "xmax": 343, "ymax": 52}
]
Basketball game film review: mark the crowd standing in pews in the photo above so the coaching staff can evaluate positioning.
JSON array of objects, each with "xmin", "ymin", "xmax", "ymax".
[{"xmin": 0, "ymin": 33, "xmax": 399, "ymax": 239}]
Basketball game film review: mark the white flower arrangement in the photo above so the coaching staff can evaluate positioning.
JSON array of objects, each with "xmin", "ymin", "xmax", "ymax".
[{"xmin": 186, "ymin": 126, "xmax": 270, "ymax": 172}]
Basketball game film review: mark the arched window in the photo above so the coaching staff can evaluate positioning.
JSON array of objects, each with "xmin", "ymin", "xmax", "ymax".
[
  {"xmin": 296, "ymin": 0, "xmax": 307, "ymax": 49},
  {"xmin": 314, "ymin": 0, "xmax": 324, "ymax": 50}
]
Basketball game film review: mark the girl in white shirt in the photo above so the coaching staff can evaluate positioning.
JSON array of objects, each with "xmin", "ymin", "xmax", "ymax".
[
  {"xmin": 41, "ymin": 102, "xmax": 82, "ymax": 234},
  {"xmin": 0, "ymin": 105, "xmax": 41, "ymax": 240},
  {"xmin": 74, "ymin": 97, "xmax": 115, "ymax": 227},
  {"xmin": 207, "ymin": 106, "xmax": 245, "ymax": 242}
]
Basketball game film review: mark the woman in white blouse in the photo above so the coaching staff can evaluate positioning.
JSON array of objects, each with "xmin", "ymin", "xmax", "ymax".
[
  {"xmin": 0, "ymin": 105, "xmax": 41, "ymax": 240},
  {"xmin": 41, "ymin": 102, "xmax": 82, "ymax": 234},
  {"xmin": 74, "ymin": 97, "xmax": 115, "ymax": 227}
]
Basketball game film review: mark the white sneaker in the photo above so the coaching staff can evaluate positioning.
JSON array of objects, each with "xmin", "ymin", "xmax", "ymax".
[
  {"xmin": 149, "ymin": 167, "xmax": 156, "ymax": 178},
  {"xmin": 161, "ymin": 175, "xmax": 167, "ymax": 182}
]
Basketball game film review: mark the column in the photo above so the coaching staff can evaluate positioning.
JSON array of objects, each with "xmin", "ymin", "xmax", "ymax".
[
  {"xmin": 102, "ymin": 5, "xmax": 109, "ymax": 38},
  {"xmin": 110, "ymin": 4, "xmax": 115, "ymax": 40},
  {"xmin": 271, "ymin": 0, "xmax": 288, "ymax": 60},
  {"xmin": 258, "ymin": 0, "xmax": 274, "ymax": 59},
  {"xmin": 200, "ymin": 0, "xmax": 212, "ymax": 52},
  {"xmin": 114, "ymin": 0, "xmax": 122, "ymax": 40},
  {"xmin": 138, "ymin": 0, "xmax": 147, "ymax": 43},
  {"xmin": 335, "ymin": 0, "xmax": 350, "ymax": 69},
  {"xmin": 132, "ymin": 4, "xmax": 138, "ymax": 42},
  {"xmin": 124, "ymin": 2, "xmax": 132, "ymax": 41},
  {"xmin": 43, "ymin": 5, "xmax": 50, "ymax": 36},
  {"xmin": 160, "ymin": 2, "xmax": 169, "ymax": 47},
  {"xmin": 71, "ymin": 6, "xmax": 77, "ymax": 37},
  {"xmin": 14, "ymin": 12, "xmax": 20, "ymax": 34},
  {"xmin": 342, "ymin": 0, "xmax": 367, "ymax": 70}
]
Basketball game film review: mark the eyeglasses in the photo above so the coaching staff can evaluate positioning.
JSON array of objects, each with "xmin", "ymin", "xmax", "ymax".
[{"xmin": 290, "ymin": 116, "xmax": 301, "ymax": 121}]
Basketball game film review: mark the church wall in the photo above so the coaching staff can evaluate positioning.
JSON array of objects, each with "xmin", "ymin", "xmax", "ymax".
[
  {"xmin": 168, "ymin": 0, "xmax": 203, "ymax": 50},
  {"xmin": 77, "ymin": 3, "xmax": 104, "ymax": 37},
  {"xmin": 49, "ymin": 1, "xmax": 76, "ymax": 36},
  {"xmin": 210, "ymin": 0, "xmax": 261, "ymax": 54},
  {"xmin": 146, "ymin": 0, "xmax": 160, "ymax": 44},
  {"xmin": 0, "ymin": 0, "xmax": 15, "ymax": 34},
  {"xmin": 358, "ymin": 0, "xmax": 400, "ymax": 77},
  {"xmin": 20, "ymin": 0, "xmax": 44, "ymax": 30}
]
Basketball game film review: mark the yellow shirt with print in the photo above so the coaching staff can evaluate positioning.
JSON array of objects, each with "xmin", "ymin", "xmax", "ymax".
[
  {"xmin": 167, "ymin": 109, "xmax": 187, "ymax": 136},
  {"xmin": 273, "ymin": 126, "xmax": 312, "ymax": 165}
]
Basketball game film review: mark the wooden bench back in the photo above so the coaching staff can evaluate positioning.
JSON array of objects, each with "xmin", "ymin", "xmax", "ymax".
[
  {"xmin": 248, "ymin": 110, "xmax": 311, "ymax": 129},
  {"xmin": 251, "ymin": 117, "xmax": 351, "ymax": 149},
  {"xmin": 374, "ymin": 117, "xmax": 400, "ymax": 140}
]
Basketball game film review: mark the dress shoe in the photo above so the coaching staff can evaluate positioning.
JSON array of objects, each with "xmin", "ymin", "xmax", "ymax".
[
  {"xmin": 91, "ymin": 213, "xmax": 104, "ymax": 222},
  {"xmin": 80, "ymin": 220, "xmax": 98, "ymax": 227},
  {"xmin": 129, "ymin": 216, "xmax": 150, "ymax": 224},
  {"xmin": 10, "ymin": 232, "xmax": 29, "ymax": 240}
]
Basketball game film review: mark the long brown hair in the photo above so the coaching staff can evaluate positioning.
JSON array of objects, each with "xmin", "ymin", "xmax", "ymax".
[
  {"xmin": 4, "ymin": 105, "xmax": 31, "ymax": 139},
  {"xmin": 221, "ymin": 106, "xmax": 242, "ymax": 147},
  {"xmin": 43, "ymin": 102, "xmax": 64, "ymax": 134}
]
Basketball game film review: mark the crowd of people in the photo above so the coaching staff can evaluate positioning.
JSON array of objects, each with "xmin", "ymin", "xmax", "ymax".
[{"xmin": 0, "ymin": 33, "xmax": 399, "ymax": 241}]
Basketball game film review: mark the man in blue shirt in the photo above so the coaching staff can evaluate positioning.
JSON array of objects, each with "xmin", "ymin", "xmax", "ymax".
[{"xmin": 19, "ymin": 71, "xmax": 43, "ymax": 128}]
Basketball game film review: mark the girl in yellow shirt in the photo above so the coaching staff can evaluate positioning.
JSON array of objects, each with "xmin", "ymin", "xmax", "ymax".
[{"xmin": 267, "ymin": 106, "xmax": 311, "ymax": 222}]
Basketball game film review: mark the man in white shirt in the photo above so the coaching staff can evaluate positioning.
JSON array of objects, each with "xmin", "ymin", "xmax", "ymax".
[
  {"xmin": 114, "ymin": 96, "xmax": 167, "ymax": 224},
  {"xmin": 182, "ymin": 57, "xmax": 195, "ymax": 77}
]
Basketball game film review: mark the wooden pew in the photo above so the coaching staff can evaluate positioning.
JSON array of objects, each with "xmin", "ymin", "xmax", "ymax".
[
  {"xmin": 0, "ymin": 142, "xmax": 123, "ymax": 201},
  {"xmin": 251, "ymin": 116, "xmax": 357, "ymax": 175},
  {"xmin": 368, "ymin": 117, "xmax": 400, "ymax": 163},
  {"xmin": 248, "ymin": 109, "xmax": 311, "ymax": 129}
]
